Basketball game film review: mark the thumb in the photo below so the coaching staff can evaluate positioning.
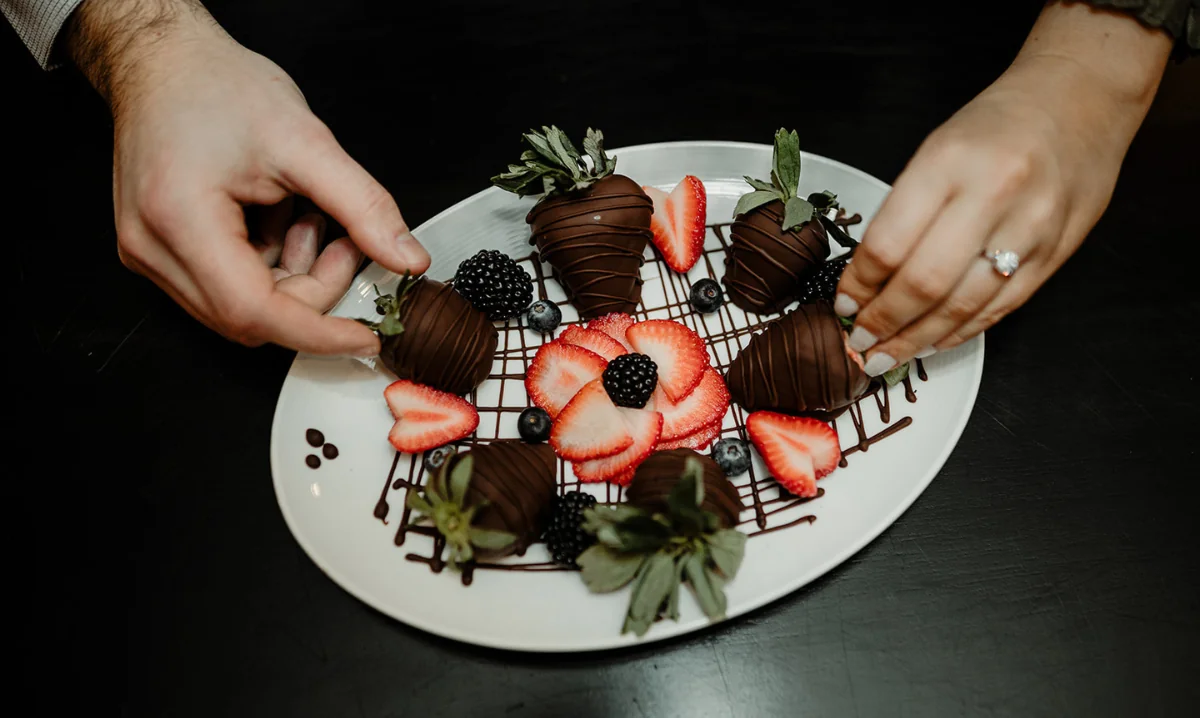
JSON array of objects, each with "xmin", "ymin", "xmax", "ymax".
[{"xmin": 277, "ymin": 121, "xmax": 431, "ymax": 276}]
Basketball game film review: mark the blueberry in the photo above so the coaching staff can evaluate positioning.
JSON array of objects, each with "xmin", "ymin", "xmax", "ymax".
[
  {"xmin": 525, "ymin": 300, "xmax": 561, "ymax": 333},
  {"xmin": 711, "ymin": 438, "xmax": 751, "ymax": 476},
  {"xmin": 689, "ymin": 279, "xmax": 724, "ymax": 313},
  {"xmin": 423, "ymin": 445, "xmax": 457, "ymax": 473},
  {"xmin": 518, "ymin": 407, "xmax": 552, "ymax": 443}
]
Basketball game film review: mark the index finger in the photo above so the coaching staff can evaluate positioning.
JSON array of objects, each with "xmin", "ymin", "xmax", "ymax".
[{"xmin": 274, "ymin": 120, "xmax": 431, "ymax": 277}]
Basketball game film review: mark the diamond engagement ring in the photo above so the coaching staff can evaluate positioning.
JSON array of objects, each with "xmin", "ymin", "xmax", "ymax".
[{"xmin": 983, "ymin": 249, "xmax": 1020, "ymax": 278}]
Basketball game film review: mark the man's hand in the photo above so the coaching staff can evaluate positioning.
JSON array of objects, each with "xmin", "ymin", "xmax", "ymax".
[
  {"xmin": 833, "ymin": 1, "xmax": 1173, "ymax": 376},
  {"xmin": 67, "ymin": 0, "xmax": 429, "ymax": 356}
]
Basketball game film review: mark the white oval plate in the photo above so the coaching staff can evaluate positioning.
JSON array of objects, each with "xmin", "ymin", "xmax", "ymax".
[{"xmin": 270, "ymin": 141, "xmax": 983, "ymax": 652}]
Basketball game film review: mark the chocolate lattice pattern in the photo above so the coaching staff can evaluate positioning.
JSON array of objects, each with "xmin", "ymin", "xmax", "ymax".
[{"xmin": 372, "ymin": 214, "xmax": 928, "ymax": 582}]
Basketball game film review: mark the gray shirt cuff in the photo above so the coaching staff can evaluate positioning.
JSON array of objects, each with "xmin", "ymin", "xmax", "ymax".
[{"xmin": 2, "ymin": 0, "xmax": 87, "ymax": 69}]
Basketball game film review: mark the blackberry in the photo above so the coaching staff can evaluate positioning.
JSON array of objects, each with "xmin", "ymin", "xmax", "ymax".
[
  {"xmin": 689, "ymin": 278, "xmax": 724, "ymax": 313},
  {"xmin": 711, "ymin": 438, "xmax": 751, "ymax": 476},
  {"xmin": 544, "ymin": 491, "xmax": 597, "ymax": 567},
  {"xmin": 796, "ymin": 256, "xmax": 850, "ymax": 305},
  {"xmin": 454, "ymin": 250, "xmax": 534, "ymax": 321},
  {"xmin": 602, "ymin": 353, "xmax": 658, "ymax": 408},
  {"xmin": 517, "ymin": 407, "xmax": 552, "ymax": 443},
  {"xmin": 525, "ymin": 299, "xmax": 561, "ymax": 333},
  {"xmin": 423, "ymin": 445, "xmax": 456, "ymax": 474}
]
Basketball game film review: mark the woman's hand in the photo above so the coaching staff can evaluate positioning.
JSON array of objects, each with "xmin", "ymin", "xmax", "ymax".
[
  {"xmin": 67, "ymin": 0, "xmax": 430, "ymax": 356},
  {"xmin": 834, "ymin": 1, "xmax": 1172, "ymax": 376}
]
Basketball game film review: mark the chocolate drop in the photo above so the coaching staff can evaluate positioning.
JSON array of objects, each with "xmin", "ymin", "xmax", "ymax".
[
  {"xmin": 379, "ymin": 277, "xmax": 499, "ymax": 396},
  {"xmin": 305, "ymin": 455, "xmax": 321, "ymax": 469},
  {"xmin": 626, "ymin": 449, "xmax": 745, "ymax": 529},
  {"xmin": 723, "ymin": 201, "xmax": 830, "ymax": 314},
  {"xmin": 527, "ymin": 174, "xmax": 653, "ymax": 319},
  {"xmin": 726, "ymin": 301, "xmax": 870, "ymax": 414},
  {"xmin": 305, "ymin": 429, "xmax": 324, "ymax": 447}
]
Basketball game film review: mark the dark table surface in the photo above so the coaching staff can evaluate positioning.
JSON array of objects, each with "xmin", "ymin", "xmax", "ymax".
[{"xmin": 9, "ymin": 2, "xmax": 1199, "ymax": 716}]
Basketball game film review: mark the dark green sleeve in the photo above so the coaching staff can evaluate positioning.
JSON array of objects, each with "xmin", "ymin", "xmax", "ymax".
[{"xmin": 1082, "ymin": 0, "xmax": 1199, "ymax": 56}]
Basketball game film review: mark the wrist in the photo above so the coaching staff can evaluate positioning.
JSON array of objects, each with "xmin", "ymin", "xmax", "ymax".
[
  {"xmin": 64, "ymin": 0, "xmax": 220, "ymax": 112},
  {"xmin": 1012, "ymin": 2, "xmax": 1172, "ymax": 112}
]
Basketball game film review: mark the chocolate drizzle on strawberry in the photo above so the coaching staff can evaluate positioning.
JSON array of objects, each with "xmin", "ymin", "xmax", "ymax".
[
  {"xmin": 725, "ymin": 301, "xmax": 870, "ymax": 415},
  {"xmin": 378, "ymin": 277, "xmax": 498, "ymax": 396},
  {"xmin": 724, "ymin": 200, "xmax": 830, "ymax": 313},
  {"xmin": 528, "ymin": 174, "xmax": 653, "ymax": 319}
]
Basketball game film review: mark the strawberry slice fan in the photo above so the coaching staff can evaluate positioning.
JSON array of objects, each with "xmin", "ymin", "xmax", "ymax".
[{"xmin": 531, "ymin": 313, "xmax": 728, "ymax": 485}]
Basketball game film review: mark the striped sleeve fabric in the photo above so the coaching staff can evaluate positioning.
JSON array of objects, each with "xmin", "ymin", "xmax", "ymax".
[{"xmin": 1, "ymin": 0, "xmax": 86, "ymax": 69}]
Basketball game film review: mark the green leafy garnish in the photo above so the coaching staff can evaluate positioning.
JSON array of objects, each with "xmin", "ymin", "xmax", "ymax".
[
  {"xmin": 576, "ymin": 457, "xmax": 748, "ymax": 637},
  {"xmin": 882, "ymin": 361, "xmax": 912, "ymax": 388},
  {"xmin": 490, "ymin": 126, "xmax": 616, "ymax": 199},
  {"xmin": 404, "ymin": 454, "xmax": 517, "ymax": 568},
  {"xmin": 355, "ymin": 271, "xmax": 418, "ymax": 337},
  {"xmin": 733, "ymin": 129, "xmax": 856, "ymax": 249}
]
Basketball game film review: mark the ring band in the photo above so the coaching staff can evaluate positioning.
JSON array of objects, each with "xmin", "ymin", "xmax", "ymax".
[{"xmin": 983, "ymin": 249, "xmax": 1020, "ymax": 278}]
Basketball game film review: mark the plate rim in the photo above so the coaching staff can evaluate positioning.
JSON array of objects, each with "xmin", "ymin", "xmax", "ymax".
[{"xmin": 269, "ymin": 140, "xmax": 985, "ymax": 652}]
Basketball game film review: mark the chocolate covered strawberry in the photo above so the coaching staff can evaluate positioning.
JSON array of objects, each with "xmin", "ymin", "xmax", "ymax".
[
  {"xmin": 492, "ymin": 127, "xmax": 653, "ymax": 319},
  {"xmin": 362, "ymin": 274, "xmax": 498, "ymax": 396},
  {"xmin": 723, "ymin": 129, "xmax": 855, "ymax": 314}
]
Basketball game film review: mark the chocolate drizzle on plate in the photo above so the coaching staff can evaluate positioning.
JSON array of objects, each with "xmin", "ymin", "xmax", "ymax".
[{"xmin": 369, "ymin": 215, "xmax": 933, "ymax": 580}]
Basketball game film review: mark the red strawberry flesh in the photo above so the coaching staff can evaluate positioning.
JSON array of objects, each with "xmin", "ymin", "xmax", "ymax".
[
  {"xmin": 643, "ymin": 176, "xmax": 707, "ymax": 273},
  {"xmin": 625, "ymin": 319, "xmax": 709, "ymax": 401},
  {"xmin": 586, "ymin": 312, "xmax": 635, "ymax": 351},
  {"xmin": 383, "ymin": 380, "xmax": 479, "ymax": 454},
  {"xmin": 651, "ymin": 367, "xmax": 729, "ymax": 441},
  {"xmin": 550, "ymin": 379, "xmax": 633, "ymax": 461},
  {"xmin": 525, "ymin": 340, "xmax": 607, "ymax": 418},
  {"xmin": 573, "ymin": 407, "xmax": 663, "ymax": 482},
  {"xmin": 560, "ymin": 325, "xmax": 627, "ymax": 362}
]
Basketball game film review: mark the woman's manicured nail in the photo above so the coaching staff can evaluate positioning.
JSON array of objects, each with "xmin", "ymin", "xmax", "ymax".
[
  {"xmin": 353, "ymin": 344, "xmax": 381, "ymax": 358},
  {"xmin": 396, "ymin": 235, "xmax": 430, "ymax": 268},
  {"xmin": 834, "ymin": 293, "xmax": 859, "ymax": 317},
  {"xmin": 864, "ymin": 353, "xmax": 897, "ymax": 377},
  {"xmin": 848, "ymin": 326, "xmax": 877, "ymax": 352},
  {"xmin": 915, "ymin": 346, "xmax": 937, "ymax": 359}
]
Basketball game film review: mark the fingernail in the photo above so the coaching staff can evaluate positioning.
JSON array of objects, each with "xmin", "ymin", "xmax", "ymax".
[
  {"xmin": 834, "ymin": 293, "xmax": 859, "ymax": 317},
  {"xmin": 396, "ymin": 235, "xmax": 430, "ymax": 268},
  {"xmin": 352, "ymin": 344, "xmax": 380, "ymax": 358},
  {"xmin": 915, "ymin": 346, "xmax": 937, "ymax": 359},
  {"xmin": 864, "ymin": 352, "xmax": 896, "ymax": 377},
  {"xmin": 848, "ymin": 326, "xmax": 878, "ymax": 352}
]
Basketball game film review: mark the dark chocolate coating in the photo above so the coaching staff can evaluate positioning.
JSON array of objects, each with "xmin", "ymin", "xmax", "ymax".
[
  {"xmin": 726, "ymin": 301, "xmax": 870, "ymax": 414},
  {"xmin": 451, "ymin": 441, "xmax": 558, "ymax": 556},
  {"xmin": 527, "ymin": 174, "xmax": 652, "ymax": 319},
  {"xmin": 723, "ymin": 201, "xmax": 830, "ymax": 314},
  {"xmin": 626, "ymin": 449, "xmax": 744, "ymax": 529},
  {"xmin": 379, "ymin": 277, "xmax": 498, "ymax": 396}
]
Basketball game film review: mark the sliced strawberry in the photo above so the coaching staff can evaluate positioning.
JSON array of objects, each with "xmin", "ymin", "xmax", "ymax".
[
  {"xmin": 383, "ymin": 380, "xmax": 479, "ymax": 454},
  {"xmin": 643, "ymin": 176, "xmax": 706, "ymax": 273},
  {"xmin": 652, "ymin": 367, "xmax": 729, "ymax": 441},
  {"xmin": 551, "ymin": 379, "xmax": 633, "ymax": 460},
  {"xmin": 609, "ymin": 469, "xmax": 637, "ymax": 487},
  {"xmin": 625, "ymin": 319, "xmax": 709, "ymax": 401},
  {"xmin": 586, "ymin": 312, "xmax": 635, "ymax": 350},
  {"xmin": 525, "ymin": 340, "xmax": 608, "ymax": 418},
  {"xmin": 746, "ymin": 411, "xmax": 841, "ymax": 498},
  {"xmin": 573, "ymin": 407, "xmax": 663, "ymax": 482},
  {"xmin": 560, "ymin": 325, "xmax": 627, "ymax": 362},
  {"xmin": 656, "ymin": 419, "xmax": 722, "ymax": 451}
]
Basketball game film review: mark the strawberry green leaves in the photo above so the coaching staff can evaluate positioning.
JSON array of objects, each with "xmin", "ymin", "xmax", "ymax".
[
  {"xmin": 733, "ymin": 128, "xmax": 842, "ymax": 232},
  {"xmin": 575, "ymin": 456, "xmax": 748, "ymax": 637},
  {"xmin": 402, "ymin": 453, "xmax": 516, "ymax": 568},
  {"xmin": 491, "ymin": 126, "xmax": 617, "ymax": 198}
]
